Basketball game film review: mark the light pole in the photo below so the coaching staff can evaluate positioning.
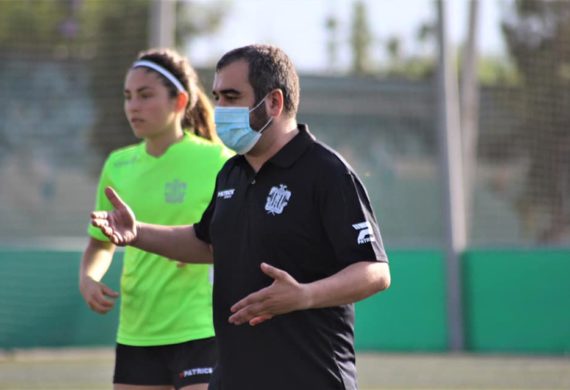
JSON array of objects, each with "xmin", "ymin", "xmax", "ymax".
[
  {"xmin": 149, "ymin": 0, "xmax": 176, "ymax": 48},
  {"xmin": 435, "ymin": 0, "xmax": 467, "ymax": 352}
]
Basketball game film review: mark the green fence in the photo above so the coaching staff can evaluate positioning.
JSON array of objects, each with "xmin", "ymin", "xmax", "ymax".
[
  {"xmin": 355, "ymin": 249, "xmax": 447, "ymax": 351},
  {"xmin": 1, "ymin": 248, "xmax": 569, "ymax": 354},
  {"xmin": 0, "ymin": 249, "xmax": 121, "ymax": 348},
  {"xmin": 462, "ymin": 248, "xmax": 570, "ymax": 353}
]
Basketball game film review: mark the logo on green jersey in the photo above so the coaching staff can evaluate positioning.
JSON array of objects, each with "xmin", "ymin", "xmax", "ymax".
[{"xmin": 165, "ymin": 179, "xmax": 187, "ymax": 203}]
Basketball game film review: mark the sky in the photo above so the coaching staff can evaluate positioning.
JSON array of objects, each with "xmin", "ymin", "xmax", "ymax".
[{"xmin": 187, "ymin": 0, "xmax": 507, "ymax": 73}]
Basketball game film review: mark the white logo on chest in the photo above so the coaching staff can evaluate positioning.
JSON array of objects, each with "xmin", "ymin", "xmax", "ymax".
[
  {"xmin": 265, "ymin": 184, "xmax": 291, "ymax": 215},
  {"xmin": 217, "ymin": 189, "xmax": 235, "ymax": 199}
]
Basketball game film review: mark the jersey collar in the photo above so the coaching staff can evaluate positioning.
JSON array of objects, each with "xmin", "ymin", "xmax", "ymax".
[{"xmin": 268, "ymin": 124, "xmax": 315, "ymax": 168}]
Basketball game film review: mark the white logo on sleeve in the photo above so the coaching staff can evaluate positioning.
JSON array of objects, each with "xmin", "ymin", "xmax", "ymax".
[
  {"xmin": 265, "ymin": 184, "xmax": 291, "ymax": 215},
  {"xmin": 217, "ymin": 188, "xmax": 235, "ymax": 199},
  {"xmin": 352, "ymin": 221, "xmax": 376, "ymax": 244}
]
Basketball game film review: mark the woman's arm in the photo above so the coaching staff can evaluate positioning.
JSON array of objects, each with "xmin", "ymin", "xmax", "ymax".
[{"xmin": 79, "ymin": 237, "xmax": 119, "ymax": 314}]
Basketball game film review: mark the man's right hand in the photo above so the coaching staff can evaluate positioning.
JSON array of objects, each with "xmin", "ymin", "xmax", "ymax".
[{"xmin": 91, "ymin": 187, "xmax": 138, "ymax": 246}]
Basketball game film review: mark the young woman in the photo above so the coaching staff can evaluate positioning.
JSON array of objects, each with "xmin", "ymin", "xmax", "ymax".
[{"xmin": 79, "ymin": 48, "xmax": 231, "ymax": 390}]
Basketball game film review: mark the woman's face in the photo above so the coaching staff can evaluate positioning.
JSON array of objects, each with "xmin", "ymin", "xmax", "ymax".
[{"xmin": 123, "ymin": 67, "xmax": 179, "ymax": 139}]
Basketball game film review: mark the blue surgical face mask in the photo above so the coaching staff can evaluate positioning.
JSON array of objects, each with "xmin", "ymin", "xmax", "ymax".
[{"xmin": 214, "ymin": 95, "xmax": 273, "ymax": 155}]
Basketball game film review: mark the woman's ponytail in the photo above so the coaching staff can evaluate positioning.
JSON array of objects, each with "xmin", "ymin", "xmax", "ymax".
[{"xmin": 182, "ymin": 86, "xmax": 218, "ymax": 143}]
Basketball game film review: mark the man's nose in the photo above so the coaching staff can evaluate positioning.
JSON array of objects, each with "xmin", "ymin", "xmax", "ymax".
[{"xmin": 216, "ymin": 97, "xmax": 232, "ymax": 107}]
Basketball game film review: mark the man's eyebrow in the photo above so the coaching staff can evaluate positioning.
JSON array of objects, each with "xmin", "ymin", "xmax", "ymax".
[{"xmin": 213, "ymin": 88, "xmax": 240, "ymax": 96}]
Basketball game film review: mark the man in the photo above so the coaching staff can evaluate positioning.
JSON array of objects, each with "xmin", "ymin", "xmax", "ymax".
[{"xmin": 92, "ymin": 44, "xmax": 391, "ymax": 390}]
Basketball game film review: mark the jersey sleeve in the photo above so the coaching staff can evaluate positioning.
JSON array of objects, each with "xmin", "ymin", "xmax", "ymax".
[
  {"xmin": 193, "ymin": 177, "xmax": 218, "ymax": 244},
  {"xmin": 193, "ymin": 146, "xmax": 232, "ymax": 243},
  {"xmin": 86, "ymin": 157, "xmax": 114, "ymax": 242},
  {"xmin": 317, "ymin": 159, "xmax": 388, "ymax": 266}
]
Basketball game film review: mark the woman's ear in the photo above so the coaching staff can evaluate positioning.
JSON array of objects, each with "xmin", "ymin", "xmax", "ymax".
[{"xmin": 175, "ymin": 92, "xmax": 189, "ymax": 111}]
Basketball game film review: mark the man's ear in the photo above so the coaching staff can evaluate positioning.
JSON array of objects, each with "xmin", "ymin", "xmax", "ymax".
[
  {"xmin": 175, "ymin": 92, "xmax": 189, "ymax": 111},
  {"xmin": 267, "ymin": 89, "xmax": 284, "ymax": 117}
]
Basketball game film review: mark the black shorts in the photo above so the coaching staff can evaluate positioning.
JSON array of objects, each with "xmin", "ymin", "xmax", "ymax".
[{"xmin": 113, "ymin": 337, "xmax": 217, "ymax": 389}]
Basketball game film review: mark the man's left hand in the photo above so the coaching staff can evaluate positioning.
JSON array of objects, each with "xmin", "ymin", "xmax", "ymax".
[{"xmin": 229, "ymin": 262, "xmax": 310, "ymax": 326}]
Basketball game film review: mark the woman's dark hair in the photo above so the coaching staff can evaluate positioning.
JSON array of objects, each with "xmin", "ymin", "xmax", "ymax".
[{"xmin": 135, "ymin": 48, "xmax": 217, "ymax": 141}]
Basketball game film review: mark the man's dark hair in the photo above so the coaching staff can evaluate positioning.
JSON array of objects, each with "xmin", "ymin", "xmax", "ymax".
[{"xmin": 216, "ymin": 44, "xmax": 300, "ymax": 116}]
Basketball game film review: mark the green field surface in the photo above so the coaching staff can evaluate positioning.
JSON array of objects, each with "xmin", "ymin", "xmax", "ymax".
[{"xmin": 1, "ymin": 349, "xmax": 569, "ymax": 389}]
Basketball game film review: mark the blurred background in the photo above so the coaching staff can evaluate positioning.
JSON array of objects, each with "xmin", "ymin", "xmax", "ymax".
[
  {"xmin": 0, "ymin": 0, "xmax": 569, "ymax": 387},
  {"xmin": 2, "ymin": 0, "xmax": 569, "ymax": 246}
]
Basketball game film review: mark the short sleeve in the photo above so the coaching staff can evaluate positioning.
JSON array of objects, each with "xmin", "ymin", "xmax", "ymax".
[
  {"xmin": 317, "ymin": 159, "xmax": 388, "ymax": 266},
  {"xmin": 194, "ymin": 152, "xmax": 233, "ymax": 244},
  {"xmin": 193, "ymin": 180, "xmax": 217, "ymax": 244}
]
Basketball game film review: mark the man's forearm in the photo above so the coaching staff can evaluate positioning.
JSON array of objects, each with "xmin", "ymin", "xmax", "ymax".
[
  {"xmin": 134, "ymin": 223, "xmax": 213, "ymax": 263},
  {"xmin": 305, "ymin": 261, "xmax": 390, "ymax": 309}
]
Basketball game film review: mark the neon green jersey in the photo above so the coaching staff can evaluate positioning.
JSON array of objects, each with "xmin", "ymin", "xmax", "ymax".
[{"xmin": 88, "ymin": 132, "xmax": 232, "ymax": 346}]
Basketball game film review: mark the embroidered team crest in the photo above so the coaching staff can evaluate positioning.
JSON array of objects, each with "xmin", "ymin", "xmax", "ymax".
[
  {"xmin": 165, "ymin": 179, "xmax": 187, "ymax": 203},
  {"xmin": 265, "ymin": 184, "xmax": 291, "ymax": 215}
]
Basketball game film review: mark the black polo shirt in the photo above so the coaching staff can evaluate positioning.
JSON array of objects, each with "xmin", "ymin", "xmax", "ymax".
[{"xmin": 195, "ymin": 124, "xmax": 387, "ymax": 390}]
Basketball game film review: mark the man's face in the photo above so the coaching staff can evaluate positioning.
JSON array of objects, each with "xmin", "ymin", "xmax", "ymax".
[
  {"xmin": 212, "ymin": 59, "xmax": 255, "ymax": 108},
  {"xmin": 212, "ymin": 60, "xmax": 271, "ymax": 132}
]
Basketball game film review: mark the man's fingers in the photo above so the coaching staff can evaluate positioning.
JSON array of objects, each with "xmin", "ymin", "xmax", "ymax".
[
  {"xmin": 92, "ymin": 225, "xmax": 121, "ymax": 246},
  {"xmin": 112, "ymin": 232, "xmax": 124, "ymax": 246},
  {"xmin": 228, "ymin": 264, "xmax": 295, "ymax": 326},
  {"xmin": 91, "ymin": 219, "xmax": 109, "ymax": 231},
  {"xmin": 249, "ymin": 314, "xmax": 273, "ymax": 326},
  {"xmin": 230, "ymin": 289, "xmax": 267, "ymax": 313},
  {"xmin": 260, "ymin": 262, "xmax": 288, "ymax": 281},
  {"xmin": 91, "ymin": 221, "xmax": 112, "ymax": 237},
  {"xmin": 102, "ymin": 226, "xmax": 115, "ymax": 239},
  {"xmin": 104, "ymin": 186, "xmax": 126, "ymax": 210},
  {"xmin": 229, "ymin": 301, "xmax": 267, "ymax": 325},
  {"xmin": 91, "ymin": 211, "xmax": 108, "ymax": 220}
]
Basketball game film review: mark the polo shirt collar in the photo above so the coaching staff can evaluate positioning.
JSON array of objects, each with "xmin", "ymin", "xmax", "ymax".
[{"xmin": 269, "ymin": 124, "xmax": 315, "ymax": 168}]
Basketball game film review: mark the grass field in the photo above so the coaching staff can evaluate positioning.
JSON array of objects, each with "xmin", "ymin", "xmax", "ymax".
[{"xmin": 1, "ymin": 348, "xmax": 569, "ymax": 389}]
